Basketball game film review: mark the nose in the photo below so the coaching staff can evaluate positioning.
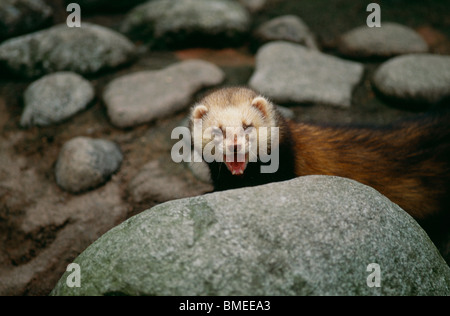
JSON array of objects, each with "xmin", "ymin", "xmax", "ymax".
[{"xmin": 227, "ymin": 144, "xmax": 242, "ymax": 153}]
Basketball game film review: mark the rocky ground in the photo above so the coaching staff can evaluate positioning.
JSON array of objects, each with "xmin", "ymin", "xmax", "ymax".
[{"xmin": 0, "ymin": 0, "xmax": 449, "ymax": 295}]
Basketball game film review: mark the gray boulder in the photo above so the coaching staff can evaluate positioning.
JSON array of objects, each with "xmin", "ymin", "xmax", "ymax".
[
  {"xmin": 21, "ymin": 72, "xmax": 94, "ymax": 127},
  {"xmin": 338, "ymin": 23, "xmax": 428, "ymax": 58},
  {"xmin": 121, "ymin": 0, "xmax": 251, "ymax": 48},
  {"xmin": 0, "ymin": 23, "xmax": 136, "ymax": 78},
  {"xmin": 254, "ymin": 15, "xmax": 318, "ymax": 49},
  {"xmin": 55, "ymin": 137, "xmax": 123, "ymax": 193},
  {"xmin": 250, "ymin": 41, "xmax": 364, "ymax": 107},
  {"xmin": 0, "ymin": 0, "xmax": 52, "ymax": 40},
  {"xmin": 51, "ymin": 176, "xmax": 450, "ymax": 296},
  {"xmin": 373, "ymin": 54, "xmax": 450, "ymax": 105},
  {"xmin": 103, "ymin": 60, "xmax": 225, "ymax": 128}
]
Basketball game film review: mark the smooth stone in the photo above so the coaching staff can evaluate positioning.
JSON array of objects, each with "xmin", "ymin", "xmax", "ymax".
[
  {"xmin": 0, "ymin": 23, "xmax": 136, "ymax": 78},
  {"xmin": 373, "ymin": 54, "xmax": 450, "ymax": 105},
  {"xmin": 338, "ymin": 22, "xmax": 428, "ymax": 58},
  {"xmin": 55, "ymin": 137, "xmax": 123, "ymax": 193},
  {"xmin": 21, "ymin": 72, "xmax": 94, "ymax": 127},
  {"xmin": 103, "ymin": 60, "xmax": 225, "ymax": 128},
  {"xmin": 250, "ymin": 41, "xmax": 364, "ymax": 107}
]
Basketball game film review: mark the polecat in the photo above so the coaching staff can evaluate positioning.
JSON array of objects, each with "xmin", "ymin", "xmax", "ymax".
[{"xmin": 190, "ymin": 87, "xmax": 450, "ymax": 238}]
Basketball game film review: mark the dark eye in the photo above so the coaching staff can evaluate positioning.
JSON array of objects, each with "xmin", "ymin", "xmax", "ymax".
[{"xmin": 243, "ymin": 123, "xmax": 253, "ymax": 130}]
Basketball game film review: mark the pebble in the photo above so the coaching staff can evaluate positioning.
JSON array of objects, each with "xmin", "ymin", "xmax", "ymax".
[
  {"xmin": 21, "ymin": 72, "xmax": 94, "ymax": 127},
  {"xmin": 55, "ymin": 137, "xmax": 123, "ymax": 193},
  {"xmin": 254, "ymin": 15, "xmax": 318, "ymax": 49},
  {"xmin": 338, "ymin": 22, "xmax": 428, "ymax": 58},
  {"xmin": 103, "ymin": 60, "xmax": 225, "ymax": 128},
  {"xmin": 373, "ymin": 54, "xmax": 450, "ymax": 105},
  {"xmin": 250, "ymin": 41, "xmax": 364, "ymax": 107}
]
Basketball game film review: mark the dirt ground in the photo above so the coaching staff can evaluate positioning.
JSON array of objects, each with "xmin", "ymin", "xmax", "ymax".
[{"xmin": 0, "ymin": 0, "xmax": 449, "ymax": 295}]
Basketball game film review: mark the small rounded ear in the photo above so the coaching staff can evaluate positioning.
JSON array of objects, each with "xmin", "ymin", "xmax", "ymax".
[
  {"xmin": 192, "ymin": 105, "xmax": 209, "ymax": 120},
  {"xmin": 251, "ymin": 96, "xmax": 271, "ymax": 118}
]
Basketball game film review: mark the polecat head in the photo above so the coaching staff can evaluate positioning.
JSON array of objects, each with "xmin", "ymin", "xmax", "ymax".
[{"xmin": 190, "ymin": 87, "xmax": 279, "ymax": 176}]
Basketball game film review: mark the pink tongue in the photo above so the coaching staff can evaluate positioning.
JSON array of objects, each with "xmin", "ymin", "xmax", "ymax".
[{"xmin": 225, "ymin": 161, "xmax": 247, "ymax": 175}]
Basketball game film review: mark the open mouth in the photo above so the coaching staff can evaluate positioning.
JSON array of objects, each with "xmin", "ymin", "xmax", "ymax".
[{"xmin": 223, "ymin": 153, "xmax": 248, "ymax": 176}]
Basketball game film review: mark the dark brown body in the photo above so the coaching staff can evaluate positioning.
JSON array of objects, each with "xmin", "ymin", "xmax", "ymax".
[
  {"xmin": 285, "ymin": 113, "xmax": 450, "ymax": 248},
  {"xmin": 289, "ymin": 115, "xmax": 450, "ymax": 221},
  {"xmin": 212, "ymin": 111, "xmax": 450, "ymax": 220}
]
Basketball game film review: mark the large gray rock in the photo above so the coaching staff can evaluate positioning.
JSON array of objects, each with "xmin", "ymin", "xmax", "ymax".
[
  {"xmin": 51, "ymin": 176, "xmax": 450, "ymax": 296},
  {"xmin": 0, "ymin": 23, "xmax": 136, "ymax": 78},
  {"xmin": 338, "ymin": 23, "xmax": 428, "ymax": 58},
  {"xmin": 21, "ymin": 72, "xmax": 94, "ymax": 127},
  {"xmin": 121, "ymin": 0, "xmax": 251, "ymax": 48},
  {"xmin": 254, "ymin": 15, "xmax": 318, "ymax": 49},
  {"xmin": 373, "ymin": 54, "xmax": 450, "ymax": 105},
  {"xmin": 250, "ymin": 42, "xmax": 364, "ymax": 107},
  {"xmin": 0, "ymin": 0, "xmax": 52, "ymax": 40},
  {"xmin": 103, "ymin": 60, "xmax": 225, "ymax": 128},
  {"xmin": 55, "ymin": 137, "xmax": 123, "ymax": 193}
]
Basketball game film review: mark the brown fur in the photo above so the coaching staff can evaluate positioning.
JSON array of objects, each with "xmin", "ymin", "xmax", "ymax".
[{"xmin": 289, "ymin": 117, "xmax": 450, "ymax": 220}]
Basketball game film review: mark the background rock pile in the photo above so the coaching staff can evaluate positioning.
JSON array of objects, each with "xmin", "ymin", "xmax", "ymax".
[{"xmin": 0, "ymin": 0, "xmax": 449, "ymax": 295}]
